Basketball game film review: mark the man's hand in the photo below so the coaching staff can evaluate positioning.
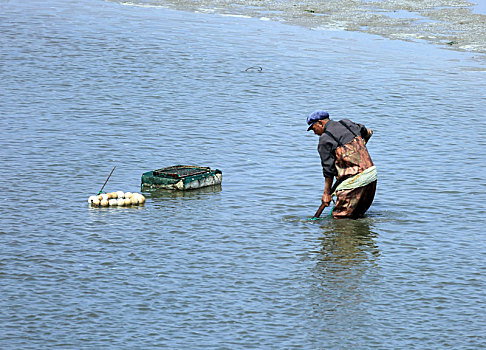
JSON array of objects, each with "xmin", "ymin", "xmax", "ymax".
[
  {"xmin": 364, "ymin": 129, "xmax": 373, "ymax": 144},
  {"xmin": 321, "ymin": 193, "xmax": 332, "ymax": 207}
]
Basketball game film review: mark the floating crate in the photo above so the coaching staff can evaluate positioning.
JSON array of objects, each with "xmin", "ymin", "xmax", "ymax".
[{"xmin": 141, "ymin": 165, "xmax": 222, "ymax": 190}]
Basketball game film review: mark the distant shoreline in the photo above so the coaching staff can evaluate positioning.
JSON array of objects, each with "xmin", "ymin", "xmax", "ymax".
[{"xmin": 112, "ymin": 0, "xmax": 486, "ymax": 59}]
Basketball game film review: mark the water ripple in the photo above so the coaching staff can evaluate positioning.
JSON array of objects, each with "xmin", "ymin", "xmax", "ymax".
[{"xmin": 0, "ymin": 0, "xmax": 485, "ymax": 349}]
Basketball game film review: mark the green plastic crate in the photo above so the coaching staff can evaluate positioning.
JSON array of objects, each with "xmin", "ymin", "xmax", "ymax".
[{"xmin": 141, "ymin": 165, "xmax": 222, "ymax": 190}]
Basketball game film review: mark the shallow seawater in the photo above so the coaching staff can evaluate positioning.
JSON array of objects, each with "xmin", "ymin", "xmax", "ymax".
[
  {"xmin": 472, "ymin": 0, "xmax": 486, "ymax": 14},
  {"xmin": 124, "ymin": 0, "xmax": 486, "ymax": 56},
  {"xmin": 1, "ymin": 0, "xmax": 485, "ymax": 348}
]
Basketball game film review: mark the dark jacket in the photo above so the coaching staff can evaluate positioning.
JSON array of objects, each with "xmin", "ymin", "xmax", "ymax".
[{"xmin": 318, "ymin": 119, "xmax": 371, "ymax": 178}]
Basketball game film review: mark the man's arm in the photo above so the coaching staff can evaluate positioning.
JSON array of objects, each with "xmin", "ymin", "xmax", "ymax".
[{"xmin": 322, "ymin": 176, "xmax": 334, "ymax": 206}]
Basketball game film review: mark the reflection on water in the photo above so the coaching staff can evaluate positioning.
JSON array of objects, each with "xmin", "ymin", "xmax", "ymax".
[
  {"xmin": 308, "ymin": 219, "xmax": 380, "ymax": 331},
  {"xmin": 143, "ymin": 184, "xmax": 222, "ymax": 199},
  {"xmin": 315, "ymin": 219, "xmax": 379, "ymax": 267}
]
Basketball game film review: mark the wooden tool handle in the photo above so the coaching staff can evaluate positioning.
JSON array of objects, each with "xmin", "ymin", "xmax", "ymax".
[
  {"xmin": 311, "ymin": 178, "xmax": 342, "ymax": 219},
  {"xmin": 313, "ymin": 202, "xmax": 327, "ymax": 219}
]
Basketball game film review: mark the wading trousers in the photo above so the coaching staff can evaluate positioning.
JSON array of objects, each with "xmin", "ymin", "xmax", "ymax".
[{"xmin": 332, "ymin": 180, "xmax": 377, "ymax": 219}]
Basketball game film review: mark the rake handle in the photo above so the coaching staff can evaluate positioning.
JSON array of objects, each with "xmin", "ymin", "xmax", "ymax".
[
  {"xmin": 312, "ymin": 178, "xmax": 343, "ymax": 219},
  {"xmin": 313, "ymin": 202, "xmax": 328, "ymax": 219}
]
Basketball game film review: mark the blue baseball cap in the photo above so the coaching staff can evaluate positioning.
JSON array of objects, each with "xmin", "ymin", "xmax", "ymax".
[{"xmin": 306, "ymin": 110, "xmax": 329, "ymax": 131}]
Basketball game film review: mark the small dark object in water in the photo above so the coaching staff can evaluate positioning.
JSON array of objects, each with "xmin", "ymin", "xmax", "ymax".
[{"xmin": 244, "ymin": 66, "xmax": 263, "ymax": 72}]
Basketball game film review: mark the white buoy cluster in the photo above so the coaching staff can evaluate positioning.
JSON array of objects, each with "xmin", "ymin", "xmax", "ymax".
[{"xmin": 88, "ymin": 191, "xmax": 146, "ymax": 207}]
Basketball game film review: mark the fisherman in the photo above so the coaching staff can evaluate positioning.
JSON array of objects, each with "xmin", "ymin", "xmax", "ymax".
[{"xmin": 307, "ymin": 110, "xmax": 377, "ymax": 219}]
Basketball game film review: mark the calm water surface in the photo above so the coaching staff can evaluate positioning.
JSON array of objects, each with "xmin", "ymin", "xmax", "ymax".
[{"xmin": 1, "ymin": 0, "xmax": 485, "ymax": 348}]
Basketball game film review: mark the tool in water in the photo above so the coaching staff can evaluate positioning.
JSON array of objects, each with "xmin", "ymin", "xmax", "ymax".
[
  {"xmin": 97, "ymin": 166, "xmax": 116, "ymax": 195},
  {"xmin": 313, "ymin": 202, "xmax": 328, "ymax": 219},
  {"xmin": 310, "ymin": 201, "xmax": 335, "ymax": 220},
  {"xmin": 311, "ymin": 179, "xmax": 342, "ymax": 219}
]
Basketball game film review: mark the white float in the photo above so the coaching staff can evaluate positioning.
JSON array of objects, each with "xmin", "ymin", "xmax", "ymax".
[{"xmin": 89, "ymin": 191, "xmax": 146, "ymax": 207}]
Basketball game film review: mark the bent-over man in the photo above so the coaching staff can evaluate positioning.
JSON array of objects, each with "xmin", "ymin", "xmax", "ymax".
[{"xmin": 307, "ymin": 110, "xmax": 377, "ymax": 219}]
